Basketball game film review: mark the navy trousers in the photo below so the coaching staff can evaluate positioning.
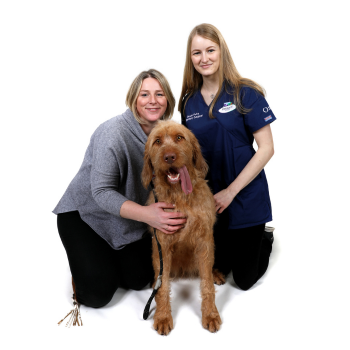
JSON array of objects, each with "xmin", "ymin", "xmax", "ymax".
[{"xmin": 213, "ymin": 210, "xmax": 273, "ymax": 291}]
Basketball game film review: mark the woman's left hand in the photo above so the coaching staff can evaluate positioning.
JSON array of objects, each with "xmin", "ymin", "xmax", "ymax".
[{"xmin": 214, "ymin": 188, "xmax": 237, "ymax": 214}]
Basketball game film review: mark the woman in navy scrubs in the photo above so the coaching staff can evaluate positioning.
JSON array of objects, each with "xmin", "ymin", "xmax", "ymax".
[{"xmin": 179, "ymin": 24, "xmax": 276, "ymax": 290}]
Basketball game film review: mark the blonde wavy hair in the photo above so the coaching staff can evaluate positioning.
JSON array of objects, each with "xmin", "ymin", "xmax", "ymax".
[
  {"xmin": 126, "ymin": 69, "xmax": 175, "ymax": 124},
  {"xmin": 178, "ymin": 23, "xmax": 265, "ymax": 118}
]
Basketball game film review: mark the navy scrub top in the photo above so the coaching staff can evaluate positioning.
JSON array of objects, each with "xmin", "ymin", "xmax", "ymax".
[{"xmin": 183, "ymin": 85, "xmax": 276, "ymax": 229}]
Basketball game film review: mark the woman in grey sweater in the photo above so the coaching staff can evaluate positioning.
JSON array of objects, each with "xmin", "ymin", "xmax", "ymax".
[{"xmin": 54, "ymin": 69, "xmax": 186, "ymax": 314}]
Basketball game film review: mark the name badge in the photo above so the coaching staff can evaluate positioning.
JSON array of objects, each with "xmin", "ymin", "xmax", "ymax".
[{"xmin": 219, "ymin": 102, "xmax": 236, "ymax": 113}]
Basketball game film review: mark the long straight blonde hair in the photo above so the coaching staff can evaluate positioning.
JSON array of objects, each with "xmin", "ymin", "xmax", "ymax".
[{"xmin": 178, "ymin": 23, "xmax": 265, "ymax": 118}]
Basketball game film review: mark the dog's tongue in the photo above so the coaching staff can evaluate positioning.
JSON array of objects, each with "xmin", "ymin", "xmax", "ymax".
[{"xmin": 178, "ymin": 166, "xmax": 193, "ymax": 194}]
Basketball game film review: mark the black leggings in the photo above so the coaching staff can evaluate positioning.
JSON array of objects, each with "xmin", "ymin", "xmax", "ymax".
[
  {"xmin": 213, "ymin": 210, "xmax": 273, "ymax": 291},
  {"xmin": 57, "ymin": 211, "xmax": 154, "ymax": 308}
]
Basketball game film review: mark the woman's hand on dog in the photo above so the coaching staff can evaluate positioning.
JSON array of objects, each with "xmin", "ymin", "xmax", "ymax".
[
  {"xmin": 120, "ymin": 200, "xmax": 186, "ymax": 234},
  {"xmin": 143, "ymin": 202, "xmax": 187, "ymax": 234}
]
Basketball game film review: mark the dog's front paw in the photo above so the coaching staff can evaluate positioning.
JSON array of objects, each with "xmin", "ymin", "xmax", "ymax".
[
  {"xmin": 153, "ymin": 316, "xmax": 173, "ymax": 335},
  {"xmin": 202, "ymin": 312, "xmax": 222, "ymax": 333},
  {"xmin": 212, "ymin": 268, "xmax": 226, "ymax": 285}
]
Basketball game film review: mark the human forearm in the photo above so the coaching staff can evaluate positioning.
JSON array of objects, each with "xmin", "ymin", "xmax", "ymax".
[
  {"xmin": 120, "ymin": 200, "xmax": 187, "ymax": 234},
  {"xmin": 92, "ymin": 187, "xmax": 129, "ymax": 216},
  {"xmin": 214, "ymin": 143, "xmax": 274, "ymax": 213},
  {"xmin": 213, "ymin": 114, "xmax": 275, "ymax": 214},
  {"xmin": 228, "ymin": 145, "xmax": 274, "ymax": 196},
  {"xmin": 120, "ymin": 200, "xmax": 149, "ymax": 222}
]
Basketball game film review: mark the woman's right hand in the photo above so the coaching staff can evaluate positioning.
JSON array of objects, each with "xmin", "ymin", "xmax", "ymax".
[
  {"xmin": 142, "ymin": 202, "xmax": 187, "ymax": 234},
  {"xmin": 120, "ymin": 200, "xmax": 187, "ymax": 234}
]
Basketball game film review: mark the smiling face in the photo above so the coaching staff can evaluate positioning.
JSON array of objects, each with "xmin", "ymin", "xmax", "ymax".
[
  {"xmin": 190, "ymin": 35, "xmax": 221, "ymax": 78},
  {"xmin": 136, "ymin": 78, "xmax": 168, "ymax": 126}
]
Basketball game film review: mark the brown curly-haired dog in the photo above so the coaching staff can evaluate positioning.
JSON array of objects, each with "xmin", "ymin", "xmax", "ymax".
[{"xmin": 142, "ymin": 120, "xmax": 222, "ymax": 335}]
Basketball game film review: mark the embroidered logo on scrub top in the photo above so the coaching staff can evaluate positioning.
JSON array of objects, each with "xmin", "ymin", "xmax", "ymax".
[
  {"xmin": 219, "ymin": 102, "xmax": 236, "ymax": 113},
  {"xmin": 264, "ymin": 115, "xmax": 272, "ymax": 122},
  {"xmin": 186, "ymin": 112, "xmax": 203, "ymax": 122}
]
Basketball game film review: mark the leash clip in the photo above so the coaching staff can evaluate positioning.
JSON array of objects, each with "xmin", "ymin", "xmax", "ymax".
[{"xmin": 154, "ymin": 275, "xmax": 162, "ymax": 290}]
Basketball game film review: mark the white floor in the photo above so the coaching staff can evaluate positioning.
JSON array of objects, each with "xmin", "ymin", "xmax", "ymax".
[
  {"xmin": 10, "ymin": 221, "xmax": 347, "ymax": 350},
  {"xmin": 52, "ymin": 244, "xmax": 281, "ymax": 348}
]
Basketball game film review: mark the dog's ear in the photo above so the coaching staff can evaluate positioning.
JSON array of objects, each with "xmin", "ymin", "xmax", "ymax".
[
  {"xmin": 189, "ymin": 131, "xmax": 209, "ymax": 178},
  {"xmin": 141, "ymin": 142, "xmax": 154, "ymax": 189}
]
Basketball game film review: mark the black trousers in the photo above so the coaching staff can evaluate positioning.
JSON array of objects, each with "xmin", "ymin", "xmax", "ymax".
[
  {"xmin": 57, "ymin": 210, "xmax": 272, "ymax": 308},
  {"xmin": 57, "ymin": 211, "xmax": 154, "ymax": 308},
  {"xmin": 213, "ymin": 210, "xmax": 273, "ymax": 291}
]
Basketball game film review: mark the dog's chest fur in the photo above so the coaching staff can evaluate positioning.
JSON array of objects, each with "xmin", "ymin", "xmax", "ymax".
[{"xmin": 149, "ymin": 179, "xmax": 216, "ymax": 277}]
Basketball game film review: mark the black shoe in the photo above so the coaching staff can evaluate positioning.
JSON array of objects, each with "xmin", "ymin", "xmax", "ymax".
[{"xmin": 264, "ymin": 226, "xmax": 275, "ymax": 243}]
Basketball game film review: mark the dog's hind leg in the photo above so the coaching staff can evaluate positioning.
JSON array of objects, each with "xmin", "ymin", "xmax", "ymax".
[
  {"xmin": 196, "ymin": 242, "xmax": 222, "ymax": 333},
  {"xmin": 152, "ymin": 240, "xmax": 174, "ymax": 336},
  {"xmin": 212, "ymin": 268, "xmax": 226, "ymax": 285}
]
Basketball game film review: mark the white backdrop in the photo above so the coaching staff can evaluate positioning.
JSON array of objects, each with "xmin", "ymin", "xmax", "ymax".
[{"xmin": 1, "ymin": 0, "xmax": 349, "ymax": 349}]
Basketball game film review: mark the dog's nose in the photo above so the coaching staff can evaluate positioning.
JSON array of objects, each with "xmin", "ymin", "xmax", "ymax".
[{"xmin": 164, "ymin": 153, "xmax": 176, "ymax": 164}]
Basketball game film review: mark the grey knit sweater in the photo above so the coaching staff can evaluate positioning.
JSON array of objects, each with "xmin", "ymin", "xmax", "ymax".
[{"xmin": 53, "ymin": 109, "xmax": 150, "ymax": 249}]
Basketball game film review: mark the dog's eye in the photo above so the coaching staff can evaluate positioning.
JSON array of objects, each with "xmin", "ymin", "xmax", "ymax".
[
  {"xmin": 155, "ymin": 139, "xmax": 161, "ymax": 144},
  {"xmin": 176, "ymin": 135, "xmax": 183, "ymax": 141}
]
